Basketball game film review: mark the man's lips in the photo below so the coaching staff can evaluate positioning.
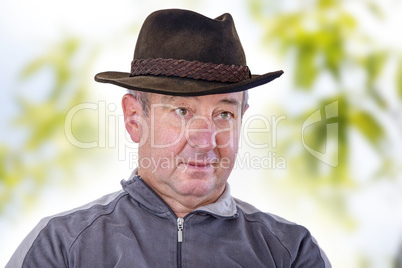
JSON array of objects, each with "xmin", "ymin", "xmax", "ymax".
[
  {"xmin": 186, "ymin": 161, "xmax": 212, "ymax": 167},
  {"xmin": 180, "ymin": 160, "xmax": 219, "ymax": 169}
]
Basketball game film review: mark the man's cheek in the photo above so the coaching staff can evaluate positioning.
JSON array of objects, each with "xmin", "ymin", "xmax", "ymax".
[
  {"xmin": 151, "ymin": 127, "xmax": 185, "ymax": 148},
  {"xmin": 219, "ymin": 157, "xmax": 232, "ymax": 170},
  {"xmin": 215, "ymin": 126, "xmax": 238, "ymax": 149}
]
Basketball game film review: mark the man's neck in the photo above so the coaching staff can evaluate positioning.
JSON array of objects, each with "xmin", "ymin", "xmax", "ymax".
[{"xmin": 155, "ymin": 185, "xmax": 226, "ymax": 218}]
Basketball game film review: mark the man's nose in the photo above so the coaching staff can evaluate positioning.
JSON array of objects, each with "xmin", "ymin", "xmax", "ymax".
[{"xmin": 186, "ymin": 116, "xmax": 216, "ymax": 151}]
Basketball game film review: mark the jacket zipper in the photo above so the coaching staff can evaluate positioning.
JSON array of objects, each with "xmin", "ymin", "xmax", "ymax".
[{"xmin": 177, "ymin": 217, "xmax": 184, "ymax": 268}]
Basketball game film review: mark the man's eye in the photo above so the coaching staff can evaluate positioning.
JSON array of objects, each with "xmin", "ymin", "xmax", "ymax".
[
  {"xmin": 175, "ymin": 107, "xmax": 189, "ymax": 116},
  {"xmin": 220, "ymin": 112, "xmax": 232, "ymax": 119}
]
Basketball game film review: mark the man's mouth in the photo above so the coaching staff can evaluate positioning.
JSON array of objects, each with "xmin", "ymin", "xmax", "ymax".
[
  {"xmin": 180, "ymin": 159, "xmax": 218, "ymax": 173},
  {"xmin": 187, "ymin": 161, "xmax": 211, "ymax": 167}
]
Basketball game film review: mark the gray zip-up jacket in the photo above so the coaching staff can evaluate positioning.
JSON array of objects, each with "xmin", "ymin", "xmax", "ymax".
[{"xmin": 7, "ymin": 174, "xmax": 331, "ymax": 267}]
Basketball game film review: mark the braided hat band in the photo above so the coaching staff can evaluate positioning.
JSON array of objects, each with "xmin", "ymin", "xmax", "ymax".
[{"xmin": 130, "ymin": 58, "xmax": 251, "ymax": 83}]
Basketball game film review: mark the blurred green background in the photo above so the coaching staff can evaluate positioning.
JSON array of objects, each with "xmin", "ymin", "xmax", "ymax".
[{"xmin": 1, "ymin": 0, "xmax": 401, "ymax": 267}]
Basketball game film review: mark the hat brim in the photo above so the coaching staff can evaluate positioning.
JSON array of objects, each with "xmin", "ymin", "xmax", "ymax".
[{"xmin": 94, "ymin": 70, "xmax": 283, "ymax": 96}]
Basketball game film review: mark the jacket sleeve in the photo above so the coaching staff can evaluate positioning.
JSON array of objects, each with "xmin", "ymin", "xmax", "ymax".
[
  {"xmin": 6, "ymin": 217, "xmax": 69, "ymax": 268},
  {"xmin": 291, "ymin": 232, "xmax": 332, "ymax": 268}
]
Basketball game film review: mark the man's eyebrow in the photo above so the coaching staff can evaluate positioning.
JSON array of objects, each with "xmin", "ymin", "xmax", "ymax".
[
  {"xmin": 160, "ymin": 95, "xmax": 240, "ymax": 107},
  {"xmin": 161, "ymin": 95, "xmax": 176, "ymax": 103},
  {"xmin": 160, "ymin": 95, "xmax": 199, "ymax": 103},
  {"xmin": 219, "ymin": 98, "xmax": 241, "ymax": 107}
]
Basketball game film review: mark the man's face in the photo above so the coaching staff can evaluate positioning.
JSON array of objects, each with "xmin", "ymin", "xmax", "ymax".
[{"xmin": 123, "ymin": 92, "xmax": 247, "ymax": 207}]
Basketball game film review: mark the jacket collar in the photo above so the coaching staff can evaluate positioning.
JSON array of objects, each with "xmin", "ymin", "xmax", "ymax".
[{"xmin": 121, "ymin": 169, "xmax": 238, "ymax": 219}]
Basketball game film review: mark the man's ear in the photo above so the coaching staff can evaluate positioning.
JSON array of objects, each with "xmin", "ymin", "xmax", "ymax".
[
  {"xmin": 242, "ymin": 103, "xmax": 249, "ymax": 117},
  {"xmin": 122, "ymin": 93, "xmax": 143, "ymax": 143}
]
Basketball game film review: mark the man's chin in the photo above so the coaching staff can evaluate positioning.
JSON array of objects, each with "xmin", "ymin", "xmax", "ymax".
[{"xmin": 175, "ymin": 180, "xmax": 218, "ymax": 198}]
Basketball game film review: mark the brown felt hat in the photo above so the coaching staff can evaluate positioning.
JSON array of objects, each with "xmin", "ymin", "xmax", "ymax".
[{"xmin": 95, "ymin": 9, "xmax": 283, "ymax": 96}]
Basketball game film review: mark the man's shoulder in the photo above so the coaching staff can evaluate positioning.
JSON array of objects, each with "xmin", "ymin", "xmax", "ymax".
[
  {"xmin": 41, "ymin": 190, "xmax": 128, "ymax": 233},
  {"xmin": 33, "ymin": 190, "xmax": 129, "ymax": 242},
  {"xmin": 233, "ymin": 197, "xmax": 331, "ymax": 267},
  {"xmin": 6, "ymin": 190, "xmax": 129, "ymax": 268},
  {"xmin": 233, "ymin": 197, "xmax": 311, "ymax": 242}
]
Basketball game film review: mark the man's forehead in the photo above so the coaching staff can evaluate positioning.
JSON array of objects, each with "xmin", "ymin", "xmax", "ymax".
[{"xmin": 156, "ymin": 92, "xmax": 243, "ymax": 106}]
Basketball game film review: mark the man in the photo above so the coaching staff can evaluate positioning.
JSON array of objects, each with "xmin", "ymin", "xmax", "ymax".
[{"xmin": 7, "ymin": 9, "xmax": 331, "ymax": 267}]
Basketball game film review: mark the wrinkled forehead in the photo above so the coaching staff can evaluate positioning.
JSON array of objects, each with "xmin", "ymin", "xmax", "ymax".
[{"xmin": 150, "ymin": 91, "xmax": 244, "ymax": 107}]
